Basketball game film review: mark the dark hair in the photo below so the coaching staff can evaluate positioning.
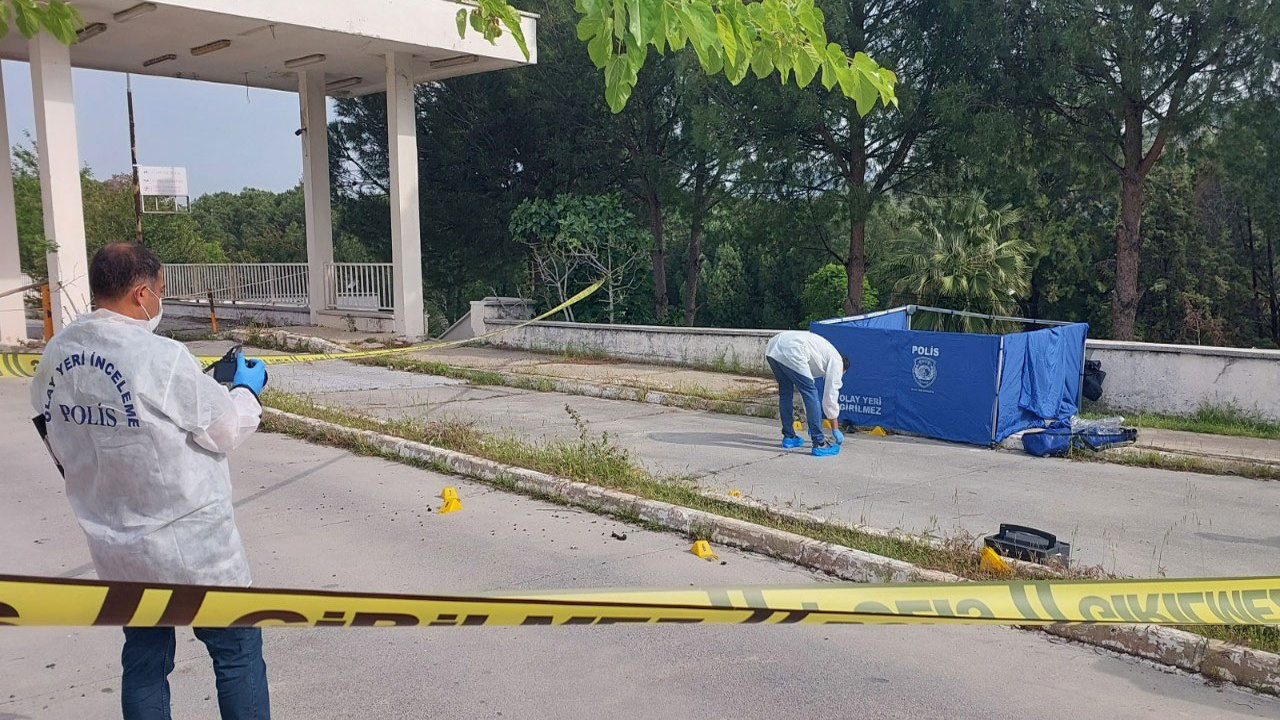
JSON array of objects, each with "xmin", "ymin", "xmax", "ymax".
[
  {"xmin": 841, "ymin": 355, "xmax": 850, "ymax": 373},
  {"xmin": 90, "ymin": 243, "xmax": 162, "ymax": 302}
]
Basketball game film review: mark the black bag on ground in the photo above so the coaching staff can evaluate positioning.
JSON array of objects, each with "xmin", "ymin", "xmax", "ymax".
[{"xmin": 1082, "ymin": 360, "xmax": 1105, "ymax": 402}]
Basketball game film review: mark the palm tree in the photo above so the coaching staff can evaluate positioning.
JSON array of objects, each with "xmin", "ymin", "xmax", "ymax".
[{"xmin": 879, "ymin": 195, "xmax": 1033, "ymax": 332}]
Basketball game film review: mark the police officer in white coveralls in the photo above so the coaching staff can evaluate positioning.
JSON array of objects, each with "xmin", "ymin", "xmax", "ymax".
[
  {"xmin": 30, "ymin": 243, "xmax": 271, "ymax": 719},
  {"xmin": 764, "ymin": 330, "xmax": 849, "ymax": 457}
]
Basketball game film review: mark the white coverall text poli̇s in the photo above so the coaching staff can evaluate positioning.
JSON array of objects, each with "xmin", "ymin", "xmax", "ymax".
[{"xmin": 30, "ymin": 309, "xmax": 261, "ymax": 586}]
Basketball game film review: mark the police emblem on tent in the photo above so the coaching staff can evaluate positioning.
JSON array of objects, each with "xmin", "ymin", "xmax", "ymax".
[{"xmin": 913, "ymin": 356, "xmax": 937, "ymax": 389}]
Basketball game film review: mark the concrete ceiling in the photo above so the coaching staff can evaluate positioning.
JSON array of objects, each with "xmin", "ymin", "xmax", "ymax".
[{"xmin": 0, "ymin": 0, "xmax": 537, "ymax": 96}]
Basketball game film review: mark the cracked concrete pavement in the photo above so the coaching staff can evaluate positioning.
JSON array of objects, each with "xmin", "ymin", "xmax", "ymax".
[
  {"xmin": 240, "ymin": 355, "xmax": 1280, "ymax": 580},
  {"xmin": 4, "ymin": 379, "xmax": 1280, "ymax": 719}
]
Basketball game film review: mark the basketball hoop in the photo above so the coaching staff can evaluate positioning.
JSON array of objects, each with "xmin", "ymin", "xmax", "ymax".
[{"xmin": 137, "ymin": 166, "xmax": 190, "ymax": 214}]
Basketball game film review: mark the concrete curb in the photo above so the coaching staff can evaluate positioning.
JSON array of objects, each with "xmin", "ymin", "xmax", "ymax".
[
  {"xmin": 461, "ymin": 369, "xmax": 777, "ymax": 419},
  {"xmin": 263, "ymin": 406, "xmax": 1280, "ymax": 696},
  {"xmin": 263, "ymin": 407, "xmax": 946, "ymax": 584},
  {"xmin": 225, "ymin": 328, "xmax": 350, "ymax": 355},
  {"xmin": 231, "ymin": 330, "xmax": 779, "ymax": 418},
  {"xmin": 365, "ymin": 355, "xmax": 779, "ymax": 419}
]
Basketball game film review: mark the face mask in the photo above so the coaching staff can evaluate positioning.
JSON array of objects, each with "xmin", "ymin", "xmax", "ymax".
[{"xmin": 141, "ymin": 286, "xmax": 164, "ymax": 333}]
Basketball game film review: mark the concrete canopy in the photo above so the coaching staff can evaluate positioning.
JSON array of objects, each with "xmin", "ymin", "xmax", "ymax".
[
  {"xmin": 0, "ymin": 0, "xmax": 537, "ymax": 342},
  {"xmin": 0, "ymin": 0, "xmax": 537, "ymax": 97}
]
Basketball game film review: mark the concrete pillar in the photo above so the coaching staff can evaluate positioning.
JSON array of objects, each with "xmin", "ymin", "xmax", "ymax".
[
  {"xmin": 30, "ymin": 33, "xmax": 90, "ymax": 330},
  {"xmin": 0, "ymin": 70, "xmax": 26, "ymax": 344},
  {"xmin": 385, "ymin": 52, "xmax": 424, "ymax": 338},
  {"xmin": 298, "ymin": 70, "xmax": 333, "ymax": 324}
]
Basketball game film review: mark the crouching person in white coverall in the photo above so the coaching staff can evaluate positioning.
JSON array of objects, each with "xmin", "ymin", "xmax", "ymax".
[
  {"xmin": 764, "ymin": 330, "xmax": 849, "ymax": 457},
  {"xmin": 30, "ymin": 243, "xmax": 271, "ymax": 720}
]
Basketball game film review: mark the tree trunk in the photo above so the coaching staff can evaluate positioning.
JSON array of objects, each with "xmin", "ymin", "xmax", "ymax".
[
  {"xmin": 1266, "ymin": 220, "xmax": 1279, "ymax": 345},
  {"xmin": 684, "ymin": 156, "xmax": 708, "ymax": 326},
  {"xmin": 844, "ymin": 220, "xmax": 866, "ymax": 314},
  {"xmin": 606, "ymin": 247, "xmax": 616, "ymax": 324},
  {"xmin": 645, "ymin": 185, "xmax": 668, "ymax": 320},
  {"xmin": 1242, "ymin": 205, "xmax": 1266, "ymax": 339},
  {"xmin": 843, "ymin": 116, "xmax": 869, "ymax": 315},
  {"xmin": 1113, "ymin": 102, "xmax": 1146, "ymax": 340}
]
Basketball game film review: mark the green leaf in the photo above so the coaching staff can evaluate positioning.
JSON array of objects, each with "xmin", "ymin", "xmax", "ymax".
[
  {"xmin": 796, "ymin": 2, "xmax": 825, "ymax": 46},
  {"xmin": 469, "ymin": 9, "xmax": 484, "ymax": 33},
  {"xmin": 851, "ymin": 50, "xmax": 878, "ymax": 74},
  {"xmin": 577, "ymin": 12, "xmax": 603, "ymax": 41},
  {"xmin": 605, "ymin": 55, "xmax": 630, "ymax": 91},
  {"xmin": 626, "ymin": 0, "xmax": 643, "ymax": 42},
  {"xmin": 497, "ymin": 10, "xmax": 530, "ymax": 59},
  {"xmin": 749, "ymin": 44, "xmax": 773, "ymax": 79},
  {"xmin": 774, "ymin": 45, "xmax": 792, "ymax": 85},
  {"xmin": 793, "ymin": 44, "xmax": 820, "ymax": 88},
  {"xmin": 604, "ymin": 79, "xmax": 633, "ymax": 113},
  {"xmin": 852, "ymin": 71, "xmax": 878, "ymax": 116},
  {"xmin": 14, "ymin": 2, "xmax": 39, "ymax": 38},
  {"xmin": 685, "ymin": 1, "xmax": 717, "ymax": 43},
  {"xmin": 715, "ymin": 13, "xmax": 737, "ymax": 66},
  {"xmin": 819, "ymin": 43, "xmax": 841, "ymax": 90},
  {"xmin": 586, "ymin": 27, "xmax": 612, "ymax": 67},
  {"xmin": 456, "ymin": 8, "xmax": 468, "ymax": 37}
]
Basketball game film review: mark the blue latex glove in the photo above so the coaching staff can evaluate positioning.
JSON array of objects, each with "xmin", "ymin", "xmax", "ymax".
[
  {"xmin": 832, "ymin": 428, "xmax": 845, "ymax": 445},
  {"xmin": 232, "ymin": 353, "xmax": 268, "ymax": 397}
]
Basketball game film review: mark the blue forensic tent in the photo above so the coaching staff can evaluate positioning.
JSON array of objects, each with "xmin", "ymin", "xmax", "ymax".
[{"xmin": 809, "ymin": 306, "xmax": 1088, "ymax": 446}]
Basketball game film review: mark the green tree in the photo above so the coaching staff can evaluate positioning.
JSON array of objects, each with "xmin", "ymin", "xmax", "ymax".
[
  {"xmin": 800, "ymin": 262, "xmax": 876, "ymax": 323},
  {"xmin": 697, "ymin": 242, "xmax": 747, "ymax": 325},
  {"xmin": 510, "ymin": 193, "xmax": 650, "ymax": 322},
  {"xmin": 459, "ymin": 0, "xmax": 898, "ymax": 113},
  {"xmin": 190, "ymin": 188, "xmax": 307, "ymax": 263},
  {"xmin": 1019, "ymin": 0, "xmax": 1272, "ymax": 339},
  {"xmin": 745, "ymin": 0, "xmax": 997, "ymax": 315},
  {"xmin": 879, "ymin": 195, "xmax": 1032, "ymax": 331}
]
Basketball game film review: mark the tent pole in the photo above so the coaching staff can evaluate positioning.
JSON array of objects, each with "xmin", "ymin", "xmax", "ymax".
[
  {"xmin": 1077, "ymin": 336, "xmax": 1088, "ymax": 410},
  {"xmin": 991, "ymin": 336, "xmax": 1006, "ymax": 444},
  {"xmin": 911, "ymin": 304, "xmax": 1074, "ymax": 328}
]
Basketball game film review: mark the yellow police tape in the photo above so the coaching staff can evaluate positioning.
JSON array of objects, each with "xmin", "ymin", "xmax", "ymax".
[
  {"xmin": 0, "ymin": 279, "xmax": 604, "ymax": 379},
  {"xmin": 4, "ymin": 574, "xmax": 1280, "ymax": 627}
]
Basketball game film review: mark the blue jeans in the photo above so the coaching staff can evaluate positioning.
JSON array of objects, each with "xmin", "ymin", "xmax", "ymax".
[
  {"xmin": 768, "ymin": 357, "xmax": 827, "ymax": 445},
  {"xmin": 121, "ymin": 627, "xmax": 270, "ymax": 720}
]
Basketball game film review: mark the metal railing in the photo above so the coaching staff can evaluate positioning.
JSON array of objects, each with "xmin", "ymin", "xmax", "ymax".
[
  {"xmin": 325, "ymin": 262, "xmax": 394, "ymax": 313},
  {"xmin": 163, "ymin": 263, "xmax": 309, "ymax": 306},
  {"xmin": 161, "ymin": 262, "xmax": 396, "ymax": 315}
]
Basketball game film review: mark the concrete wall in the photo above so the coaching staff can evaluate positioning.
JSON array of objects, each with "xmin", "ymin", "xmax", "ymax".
[
  {"xmin": 488, "ymin": 318, "xmax": 774, "ymax": 373},
  {"xmin": 164, "ymin": 300, "xmax": 313, "ymax": 327},
  {"xmin": 471, "ymin": 299, "xmax": 1280, "ymax": 419},
  {"xmin": 164, "ymin": 300, "xmax": 395, "ymax": 333},
  {"xmin": 1085, "ymin": 340, "xmax": 1280, "ymax": 420}
]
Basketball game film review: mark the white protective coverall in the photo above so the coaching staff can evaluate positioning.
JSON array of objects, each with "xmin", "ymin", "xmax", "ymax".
[
  {"xmin": 30, "ymin": 309, "xmax": 261, "ymax": 586},
  {"xmin": 764, "ymin": 330, "xmax": 845, "ymax": 419}
]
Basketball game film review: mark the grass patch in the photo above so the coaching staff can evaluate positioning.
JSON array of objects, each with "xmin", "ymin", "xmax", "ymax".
[
  {"xmin": 261, "ymin": 389, "xmax": 1280, "ymax": 655},
  {"xmin": 546, "ymin": 343, "xmax": 621, "ymax": 364},
  {"xmin": 1073, "ymin": 448, "xmax": 1280, "ymax": 481},
  {"xmin": 1188, "ymin": 624, "xmax": 1280, "ymax": 652},
  {"xmin": 1084, "ymin": 402, "xmax": 1280, "ymax": 441},
  {"xmin": 362, "ymin": 354, "xmax": 1280, "ymax": 480},
  {"xmin": 263, "ymin": 390, "xmax": 1014, "ymax": 581}
]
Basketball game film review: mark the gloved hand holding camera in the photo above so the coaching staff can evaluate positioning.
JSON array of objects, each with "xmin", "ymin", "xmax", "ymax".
[{"xmin": 232, "ymin": 352, "xmax": 268, "ymax": 397}]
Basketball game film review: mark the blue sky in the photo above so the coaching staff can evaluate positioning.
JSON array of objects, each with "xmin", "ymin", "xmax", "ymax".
[{"xmin": 2, "ymin": 60, "xmax": 306, "ymax": 198}]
